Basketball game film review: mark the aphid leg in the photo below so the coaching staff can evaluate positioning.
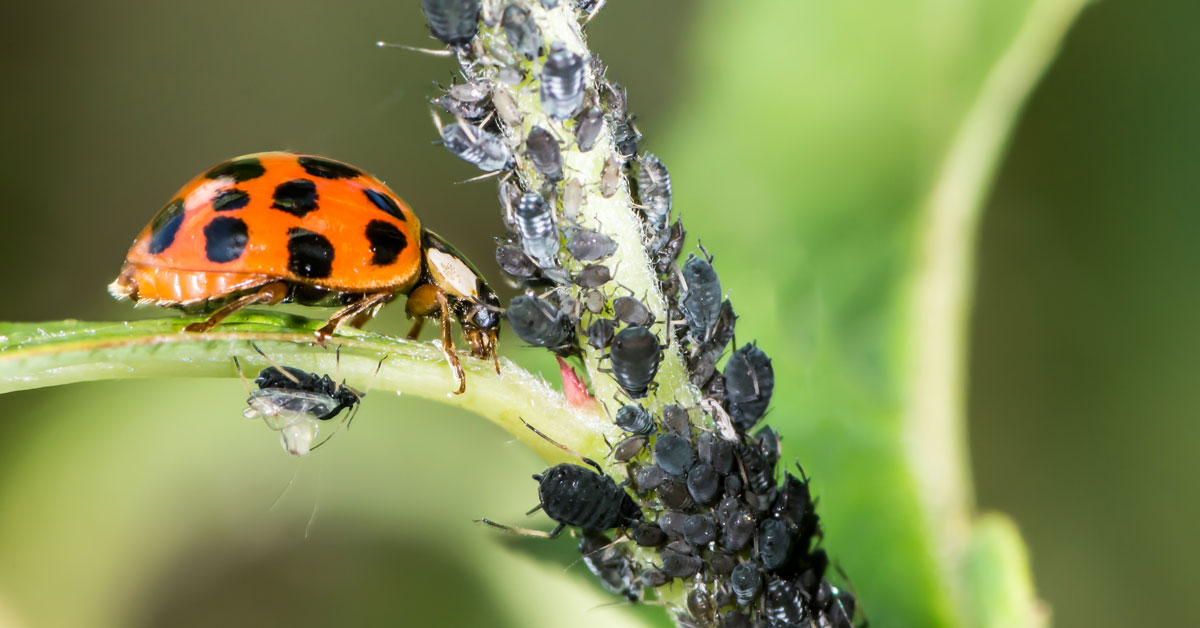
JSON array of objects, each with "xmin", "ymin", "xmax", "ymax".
[
  {"xmin": 477, "ymin": 518, "xmax": 564, "ymax": 539},
  {"xmin": 231, "ymin": 356, "xmax": 254, "ymax": 395},
  {"xmin": 183, "ymin": 281, "xmax": 287, "ymax": 333},
  {"xmin": 316, "ymin": 292, "xmax": 393, "ymax": 342},
  {"xmin": 406, "ymin": 284, "xmax": 466, "ymax": 394},
  {"xmin": 250, "ymin": 342, "xmax": 301, "ymax": 384}
]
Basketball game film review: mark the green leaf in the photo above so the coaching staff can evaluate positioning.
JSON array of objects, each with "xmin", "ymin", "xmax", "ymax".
[{"xmin": 663, "ymin": 0, "xmax": 1086, "ymax": 625}]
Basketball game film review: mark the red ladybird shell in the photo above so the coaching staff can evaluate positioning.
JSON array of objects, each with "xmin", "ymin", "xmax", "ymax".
[{"xmin": 110, "ymin": 152, "xmax": 422, "ymax": 304}]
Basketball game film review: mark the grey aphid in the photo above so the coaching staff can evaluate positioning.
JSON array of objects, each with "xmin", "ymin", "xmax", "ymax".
[
  {"xmin": 540, "ymin": 42, "xmax": 586, "ymax": 120},
  {"xmin": 514, "ymin": 192, "xmax": 559, "ymax": 268}
]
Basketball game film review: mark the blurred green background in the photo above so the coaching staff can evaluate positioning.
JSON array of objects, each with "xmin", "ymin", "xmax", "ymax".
[{"xmin": 0, "ymin": 1, "xmax": 1194, "ymax": 627}]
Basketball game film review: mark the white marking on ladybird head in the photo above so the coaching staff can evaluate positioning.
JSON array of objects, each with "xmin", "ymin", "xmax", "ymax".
[{"xmin": 426, "ymin": 248, "xmax": 480, "ymax": 300}]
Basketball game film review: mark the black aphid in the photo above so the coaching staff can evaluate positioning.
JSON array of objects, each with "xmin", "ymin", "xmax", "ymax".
[
  {"xmin": 709, "ymin": 552, "xmax": 736, "ymax": 575},
  {"xmin": 686, "ymin": 463, "xmax": 719, "ymax": 504},
  {"xmin": 717, "ymin": 497, "xmax": 755, "ymax": 551},
  {"xmin": 632, "ymin": 522, "xmax": 666, "ymax": 547},
  {"xmin": 635, "ymin": 153, "xmax": 672, "ymax": 235},
  {"xmin": 634, "ymin": 464, "xmax": 667, "ymax": 491},
  {"xmin": 661, "ymin": 404, "xmax": 691, "ymax": 434},
  {"xmin": 495, "ymin": 244, "xmax": 539, "ymax": 279},
  {"xmin": 574, "ymin": 107, "xmax": 605, "ymax": 152},
  {"xmin": 531, "ymin": 460, "xmax": 642, "ymax": 537},
  {"xmin": 658, "ymin": 511, "xmax": 686, "ymax": 539},
  {"xmin": 657, "ymin": 478, "xmax": 694, "ymax": 510},
  {"xmin": 615, "ymin": 404, "xmax": 655, "ymax": 435},
  {"xmin": 566, "ymin": 229, "xmax": 618, "ymax": 261},
  {"xmin": 502, "ymin": 3, "xmax": 542, "ymax": 59},
  {"xmin": 506, "ymin": 295, "xmax": 574, "ymax": 353},
  {"xmin": 608, "ymin": 325, "xmax": 661, "ymax": 398},
  {"xmin": 686, "ymin": 589, "xmax": 715, "ymax": 626},
  {"xmin": 585, "ymin": 317, "xmax": 617, "ymax": 350},
  {"xmin": 525, "ymin": 126, "xmax": 563, "ymax": 182},
  {"xmin": 540, "ymin": 42, "xmax": 586, "ymax": 120},
  {"xmin": 758, "ymin": 518, "xmax": 795, "ymax": 571},
  {"xmin": 613, "ymin": 295, "xmax": 654, "ymax": 327},
  {"xmin": 763, "ymin": 577, "xmax": 809, "ymax": 626},
  {"xmin": 440, "ymin": 123, "xmax": 512, "ymax": 172},
  {"xmin": 696, "ymin": 431, "xmax": 735, "ymax": 475},
  {"xmin": 613, "ymin": 435, "xmax": 648, "ymax": 462},
  {"xmin": 578, "ymin": 532, "xmax": 640, "ymax": 601},
  {"xmin": 660, "ymin": 545, "xmax": 702, "ymax": 579},
  {"xmin": 730, "ymin": 563, "xmax": 762, "ymax": 606},
  {"xmin": 573, "ymin": 263, "xmax": 612, "ymax": 288},
  {"xmin": 420, "ymin": 0, "xmax": 481, "ymax": 46},
  {"xmin": 515, "ymin": 192, "xmax": 560, "ymax": 268},
  {"xmin": 688, "ymin": 298, "xmax": 736, "ymax": 386},
  {"xmin": 679, "ymin": 253, "xmax": 723, "ymax": 341},
  {"xmin": 682, "ymin": 514, "xmax": 717, "ymax": 546},
  {"xmin": 724, "ymin": 343, "xmax": 775, "ymax": 431},
  {"xmin": 654, "ymin": 219, "xmax": 686, "ymax": 274},
  {"xmin": 251, "ymin": 366, "xmax": 361, "ymax": 421},
  {"xmin": 653, "ymin": 433, "xmax": 694, "ymax": 476}
]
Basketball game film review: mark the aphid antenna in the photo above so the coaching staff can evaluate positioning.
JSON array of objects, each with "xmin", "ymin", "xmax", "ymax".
[
  {"xmin": 520, "ymin": 418, "xmax": 598, "ymax": 471},
  {"xmin": 582, "ymin": 0, "xmax": 607, "ymax": 26},
  {"xmin": 696, "ymin": 240, "xmax": 714, "ymax": 264},
  {"xmin": 456, "ymin": 169, "xmax": 504, "ymax": 184},
  {"xmin": 249, "ymin": 342, "xmax": 301, "ymax": 385},
  {"xmin": 428, "ymin": 107, "xmax": 446, "ymax": 136},
  {"xmin": 476, "ymin": 518, "xmax": 563, "ymax": 539},
  {"xmin": 375, "ymin": 41, "xmax": 453, "ymax": 57}
]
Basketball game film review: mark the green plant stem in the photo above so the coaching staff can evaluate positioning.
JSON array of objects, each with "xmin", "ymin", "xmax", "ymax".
[
  {"xmin": 0, "ymin": 312, "xmax": 613, "ymax": 465},
  {"xmin": 903, "ymin": 0, "xmax": 1087, "ymax": 623}
]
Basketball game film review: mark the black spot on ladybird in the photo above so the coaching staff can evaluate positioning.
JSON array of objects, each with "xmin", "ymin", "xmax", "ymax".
[
  {"xmin": 363, "ymin": 189, "xmax": 406, "ymax": 221},
  {"xmin": 203, "ymin": 216, "xmax": 249, "ymax": 263},
  {"xmin": 211, "ymin": 188, "xmax": 250, "ymax": 212},
  {"xmin": 365, "ymin": 220, "xmax": 407, "ymax": 266},
  {"xmin": 205, "ymin": 157, "xmax": 265, "ymax": 182},
  {"xmin": 297, "ymin": 155, "xmax": 362, "ymax": 180},
  {"xmin": 287, "ymin": 228, "xmax": 334, "ymax": 279},
  {"xmin": 271, "ymin": 179, "xmax": 319, "ymax": 217},
  {"xmin": 148, "ymin": 198, "xmax": 185, "ymax": 255}
]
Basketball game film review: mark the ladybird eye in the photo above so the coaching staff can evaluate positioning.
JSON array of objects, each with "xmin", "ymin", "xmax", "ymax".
[{"xmin": 472, "ymin": 307, "xmax": 499, "ymax": 329}]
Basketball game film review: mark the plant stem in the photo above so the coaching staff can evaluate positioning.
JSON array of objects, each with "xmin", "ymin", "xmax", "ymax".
[{"xmin": 0, "ymin": 313, "xmax": 611, "ymax": 464}]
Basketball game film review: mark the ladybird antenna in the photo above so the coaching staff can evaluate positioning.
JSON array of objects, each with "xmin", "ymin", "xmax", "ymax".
[
  {"xmin": 249, "ymin": 342, "xmax": 301, "ymax": 385},
  {"xmin": 375, "ymin": 41, "xmax": 453, "ymax": 57}
]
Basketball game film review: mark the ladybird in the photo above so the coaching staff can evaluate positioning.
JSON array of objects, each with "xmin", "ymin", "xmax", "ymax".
[{"xmin": 108, "ymin": 152, "xmax": 500, "ymax": 393}]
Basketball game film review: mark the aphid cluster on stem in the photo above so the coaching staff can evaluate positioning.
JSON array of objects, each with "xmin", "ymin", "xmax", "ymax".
[{"xmin": 414, "ymin": 1, "xmax": 864, "ymax": 626}]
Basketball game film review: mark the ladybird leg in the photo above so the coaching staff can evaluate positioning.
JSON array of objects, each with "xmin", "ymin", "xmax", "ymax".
[
  {"xmin": 476, "ymin": 518, "xmax": 560, "ymax": 539},
  {"xmin": 406, "ymin": 284, "xmax": 465, "ymax": 394},
  {"xmin": 436, "ymin": 290, "xmax": 467, "ymax": 395},
  {"xmin": 184, "ymin": 282, "xmax": 288, "ymax": 333},
  {"xmin": 404, "ymin": 284, "xmax": 441, "ymax": 339},
  {"xmin": 316, "ymin": 292, "xmax": 393, "ymax": 341}
]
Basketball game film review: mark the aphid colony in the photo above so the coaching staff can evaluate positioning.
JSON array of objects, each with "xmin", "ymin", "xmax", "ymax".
[{"xmin": 417, "ymin": 0, "xmax": 864, "ymax": 626}]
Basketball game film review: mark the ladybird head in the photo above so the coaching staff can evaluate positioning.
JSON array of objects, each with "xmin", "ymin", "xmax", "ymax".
[{"xmin": 463, "ymin": 283, "xmax": 502, "ymax": 360}]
